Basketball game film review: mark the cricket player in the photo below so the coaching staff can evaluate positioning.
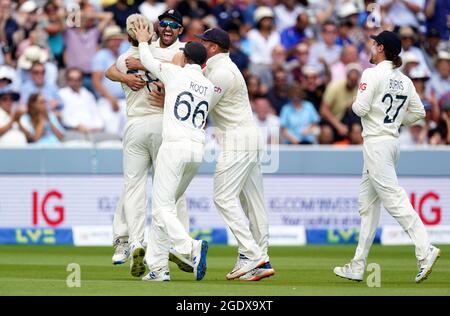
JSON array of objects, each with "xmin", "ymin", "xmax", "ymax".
[
  {"xmin": 133, "ymin": 21, "xmax": 214, "ymax": 282},
  {"xmin": 106, "ymin": 11, "xmax": 193, "ymax": 277},
  {"xmin": 196, "ymin": 28, "xmax": 274, "ymax": 281},
  {"xmin": 334, "ymin": 31, "xmax": 441, "ymax": 283}
]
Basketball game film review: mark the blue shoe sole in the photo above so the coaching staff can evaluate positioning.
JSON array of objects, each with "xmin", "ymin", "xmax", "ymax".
[{"xmin": 196, "ymin": 241, "xmax": 209, "ymax": 281}]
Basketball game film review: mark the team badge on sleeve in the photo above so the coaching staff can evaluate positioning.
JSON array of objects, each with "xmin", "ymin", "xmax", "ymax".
[{"xmin": 359, "ymin": 82, "xmax": 367, "ymax": 92}]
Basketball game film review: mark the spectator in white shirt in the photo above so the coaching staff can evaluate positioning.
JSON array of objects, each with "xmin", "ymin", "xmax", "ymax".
[
  {"xmin": 378, "ymin": 0, "xmax": 425, "ymax": 28},
  {"xmin": 274, "ymin": 0, "xmax": 305, "ymax": 32},
  {"xmin": 60, "ymin": 68, "xmax": 118, "ymax": 143},
  {"xmin": 399, "ymin": 26, "xmax": 430, "ymax": 73},
  {"xmin": 308, "ymin": 20, "xmax": 342, "ymax": 68},
  {"xmin": 0, "ymin": 88, "xmax": 27, "ymax": 146},
  {"xmin": 248, "ymin": 6, "xmax": 281, "ymax": 87},
  {"xmin": 252, "ymin": 96, "xmax": 280, "ymax": 145}
]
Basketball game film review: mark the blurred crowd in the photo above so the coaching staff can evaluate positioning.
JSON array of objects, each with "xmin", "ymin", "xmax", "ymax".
[{"xmin": 0, "ymin": 0, "xmax": 449, "ymax": 147}]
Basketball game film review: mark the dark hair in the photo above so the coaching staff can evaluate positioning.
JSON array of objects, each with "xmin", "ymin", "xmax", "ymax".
[
  {"xmin": 27, "ymin": 93, "xmax": 43, "ymax": 128},
  {"xmin": 385, "ymin": 50, "xmax": 403, "ymax": 69}
]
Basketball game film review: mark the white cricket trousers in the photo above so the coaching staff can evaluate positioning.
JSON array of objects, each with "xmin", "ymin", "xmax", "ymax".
[
  {"xmin": 352, "ymin": 138, "xmax": 431, "ymax": 268},
  {"xmin": 214, "ymin": 149, "xmax": 269, "ymax": 262},
  {"xmin": 112, "ymin": 115, "xmax": 189, "ymax": 245},
  {"xmin": 146, "ymin": 141, "xmax": 203, "ymax": 270}
]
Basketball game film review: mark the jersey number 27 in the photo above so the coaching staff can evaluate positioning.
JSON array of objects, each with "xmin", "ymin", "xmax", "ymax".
[{"xmin": 382, "ymin": 93, "xmax": 407, "ymax": 124}]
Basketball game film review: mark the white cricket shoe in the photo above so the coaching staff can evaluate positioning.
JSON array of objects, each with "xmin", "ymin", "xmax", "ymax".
[
  {"xmin": 169, "ymin": 246, "xmax": 194, "ymax": 273},
  {"xmin": 142, "ymin": 269, "xmax": 170, "ymax": 282},
  {"xmin": 239, "ymin": 262, "xmax": 275, "ymax": 281},
  {"xmin": 191, "ymin": 240, "xmax": 208, "ymax": 281},
  {"xmin": 415, "ymin": 245, "xmax": 441, "ymax": 283},
  {"xmin": 333, "ymin": 262, "xmax": 364, "ymax": 282},
  {"xmin": 226, "ymin": 253, "xmax": 266, "ymax": 280},
  {"xmin": 129, "ymin": 241, "xmax": 146, "ymax": 277},
  {"xmin": 112, "ymin": 239, "xmax": 129, "ymax": 265}
]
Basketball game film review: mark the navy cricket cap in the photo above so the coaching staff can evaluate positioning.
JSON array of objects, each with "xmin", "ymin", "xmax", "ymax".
[
  {"xmin": 181, "ymin": 41, "xmax": 208, "ymax": 65},
  {"xmin": 158, "ymin": 9, "xmax": 183, "ymax": 26},
  {"xmin": 370, "ymin": 30, "xmax": 402, "ymax": 56},
  {"xmin": 195, "ymin": 28, "xmax": 230, "ymax": 50}
]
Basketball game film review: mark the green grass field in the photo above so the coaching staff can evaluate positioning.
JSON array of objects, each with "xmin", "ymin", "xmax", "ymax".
[{"xmin": 0, "ymin": 245, "xmax": 449, "ymax": 296}]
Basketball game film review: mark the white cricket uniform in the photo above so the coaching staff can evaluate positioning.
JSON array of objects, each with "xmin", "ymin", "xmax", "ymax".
[
  {"xmin": 138, "ymin": 42, "xmax": 215, "ymax": 270},
  {"xmin": 204, "ymin": 53, "xmax": 269, "ymax": 262},
  {"xmin": 351, "ymin": 60, "xmax": 430, "ymax": 268},
  {"xmin": 112, "ymin": 39, "xmax": 190, "ymax": 246}
]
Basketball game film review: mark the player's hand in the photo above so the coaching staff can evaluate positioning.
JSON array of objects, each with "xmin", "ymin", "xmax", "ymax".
[
  {"xmin": 126, "ymin": 73, "xmax": 146, "ymax": 90},
  {"xmin": 134, "ymin": 20, "xmax": 152, "ymax": 43},
  {"xmin": 125, "ymin": 57, "xmax": 144, "ymax": 70},
  {"xmin": 148, "ymin": 82, "xmax": 165, "ymax": 108}
]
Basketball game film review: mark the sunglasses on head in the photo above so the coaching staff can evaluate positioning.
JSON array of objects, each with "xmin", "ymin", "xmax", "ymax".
[{"xmin": 159, "ymin": 20, "xmax": 182, "ymax": 29}]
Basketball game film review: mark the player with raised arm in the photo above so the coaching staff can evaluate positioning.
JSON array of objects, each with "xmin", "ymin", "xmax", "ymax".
[
  {"xmin": 105, "ymin": 11, "xmax": 193, "ymax": 277},
  {"xmin": 133, "ymin": 21, "xmax": 214, "ymax": 282},
  {"xmin": 333, "ymin": 31, "xmax": 441, "ymax": 283},
  {"xmin": 196, "ymin": 28, "xmax": 274, "ymax": 281}
]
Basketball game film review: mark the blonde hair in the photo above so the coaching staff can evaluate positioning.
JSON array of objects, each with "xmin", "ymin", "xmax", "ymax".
[{"xmin": 126, "ymin": 14, "xmax": 153, "ymax": 41}]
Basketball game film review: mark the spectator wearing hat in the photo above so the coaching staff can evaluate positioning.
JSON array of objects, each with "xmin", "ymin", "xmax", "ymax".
[
  {"xmin": 401, "ymin": 51, "xmax": 420, "ymax": 76},
  {"xmin": 337, "ymin": 2, "xmax": 365, "ymax": 48},
  {"xmin": 422, "ymin": 28, "xmax": 442, "ymax": 73},
  {"xmin": 104, "ymin": 0, "xmax": 139, "ymax": 30},
  {"xmin": 320, "ymin": 63, "xmax": 361, "ymax": 141},
  {"xmin": 12, "ymin": 0, "xmax": 41, "ymax": 49},
  {"xmin": 425, "ymin": 0, "xmax": 449, "ymax": 41},
  {"xmin": 20, "ymin": 62, "xmax": 63, "ymax": 114},
  {"xmin": 280, "ymin": 85, "xmax": 320, "ymax": 145},
  {"xmin": 247, "ymin": 6, "xmax": 281, "ymax": 87},
  {"xmin": 426, "ymin": 51, "xmax": 450, "ymax": 101},
  {"xmin": 274, "ymin": 0, "xmax": 305, "ymax": 32},
  {"xmin": 17, "ymin": 45, "xmax": 58, "ymax": 86},
  {"xmin": 92, "ymin": 25, "xmax": 127, "ymax": 137},
  {"xmin": 0, "ymin": 87, "xmax": 27, "ymax": 146},
  {"xmin": 330, "ymin": 44, "xmax": 359, "ymax": 82},
  {"xmin": 280, "ymin": 11, "xmax": 311, "ymax": 59},
  {"xmin": 252, "ymin": 95, "xmax": 280, "ymax": 145},
  {"xmin": 0, "ymin": 65, "xmax": 19, "ymax": 90},
  {"xmin": 379, "ymin": 0, "xmax": 425, "ymax": 28},
  {"xmin": 398, "ymin": 26, "xmax": 429, "ymax": 73},
  {"xmin": 300, "ymin": 64, "xmax": 325, "ymax": 113},
  {"xmin": 409, "ymin": 65, "xmax": 440, "ymax": 122},
  {"xmin": 64, "ymin": 3, "xmax": 113, "ymax": 92},
  {"xmin": 308, "ymin": 20, "xmax": 342, "ymax": 68},
  {"xmin": 19, "ymin": 92, "xmax": 65, "ymax": 144}
]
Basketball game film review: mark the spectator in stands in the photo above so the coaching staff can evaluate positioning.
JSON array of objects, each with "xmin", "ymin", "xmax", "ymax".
[
  {"xmin": 17, "ymin": 45, "xmax": 58, "ymax": 85},
  {"xmin": 212, "ymin": 0, "xmax": 243, "ymax": 29},
  {"xmin": 246, "ymin": 75, "xmax": 266, "ymax": 106},
  {"xmin": 226, "ymin": 22, "xmax": 250, "ymax": 74},
  {"xmin": 334, "ymin": 122, "xmax": 364, "ymax": 146},
  {"xmin": 20, "ymin": 92, "xmax": 64, "ymax": 144},
  {"xmin": 300, "ymin": 64, "xmax": 325, "ymax": 113},
  {"xmin": 42, "ymin": 1, "xmax": 65, "ymax": 67},
  {"xmin": 330, "ymin": 44, "xmax": 359, "ymax": 82},
  {"xmin": 274, "ymin": 0, "xmax": 305, "ymax": 32},
  {"xmin": 60, "ymin": 68, "xmax": 117, "ymax": 143},
  {"xmin": 422, "ymin": 28, "xmax": 442, "ymax": 73},
  {"xmin": 308, "ymin": 20, "xmax": 341, "ymax": 67},
  {"xmin": 426, "ymin": 51, "xmax": 450, "ymax": 101},
  {"xmin": 318, "ymin": 123, "xmax": 334, "ymax": 144},
  {"xmin": 91, "ymin": 25, "xmax": 127, "ymax": 137},
  {"xmin": 280, "ymin": 85, "xmax": 320, "ymax": 145},
  {"xmin": 271, "ymin": 44, "xmax": 288, "ymax": 72},
  {"xmin": 253, "ymin": 96, "xmax": 280, "ymax": 145},
  {"xmin": 399, "ymin": 119, "xmax": 427, "ymax": 145},
  {"xmin": 177, "ymin": 0, "xmax": 211, "ymax": 20},
  {"xmin": 13, "ymin": 0, "xmax": 41, "ymax": 51},
  {"xmin": 181, "ymin": 18, "xmax": 205, "ymax": 43},
  {"xmin": 20, "ymin": 62, "xmax": 62, "ymax": 113},
  {"xmin": 64, "ymin": 3, "xmax": 113, "ymax": 92},
  {"xmin": 0, "ymin": 0, "xmax": 18, "ymax": 65},
  {"xmin": 289, "ymin": 42, "xmax": 310, "ymax": 83},
  {"xmin": 248, "ymin": 6, "xmax": 281, "ymax": 87},
  {"xmin": 0, "ymin": 87, "xmax": 27, "ymax": 146},
  {"xmin": 267, "ymin": 67, "xmax": 290, "ymax": 115},
  {"xmin": 139, "ymin": 0, "xmax": 168, "ymax": 23},
  {"xmin": 320, "ymin": 63, "xmax": 361, "ymax": 141},
  {"xmin": 399, "ymin": 26, "xmax": 429, "ymax": 72},
  {"xmin": 280, "ymin": 11, "xmax": 310, "ymax": 58},
  {"xmin": 104, "ymin": 0, "xmax": 139, "ymax": 30},
  {"xmin": 379, "ymin": 0, "xmax": 425, "ymax": 28},
  {"xmin": 401, "ymin": 52, "xmax": 420, "ymax": 77},
  {"xmin": 424, "ymin": 0, "xmax": 449, "ymax": 41}
]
